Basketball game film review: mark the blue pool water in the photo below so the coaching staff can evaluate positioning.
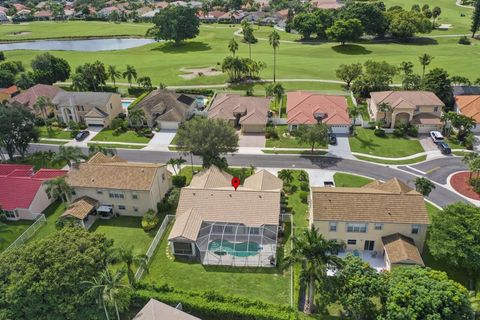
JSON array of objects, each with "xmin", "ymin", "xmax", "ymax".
[{"xmin": 208, "ymin": 239, "xmax": 260, "ymax": 257}]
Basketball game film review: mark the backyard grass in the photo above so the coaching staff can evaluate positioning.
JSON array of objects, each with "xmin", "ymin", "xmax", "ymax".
[
  {"xmin": 38, "ymin": 126, "xmax": 72, "ymax": 139},
  {"xmin": 266, "ymin": 125, "xmax": 327, "ymax": 149},
  {"xmin": 333, "ymin": 172, "xmax": 373, "ymax": 187},
  {"xmin": 355, "ymin": 155, "xmax": 428, "ymax": 165},
  {"xmin": 91, "ymin": 128, "xmax": 151, "ymax": 143},
  {"xmin": 28, "ymin": 201, "xmax": 66, "ymax": 243},
  {"xmin": 349, "ymin": 128, "xmax": 424, "ymax": 157},
  {"xmin": 0, "ymin": 220, "xmax": 33, "ymax": 252}
]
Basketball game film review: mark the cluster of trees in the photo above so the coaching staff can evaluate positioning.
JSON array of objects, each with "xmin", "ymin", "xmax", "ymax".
[
  {"xmin": 291, "ymin": 2, "xmax": 438, "ymax": 43},
  {"xmin": 221, "ymin": 55, "xmax": 266, "ymax": 82},
  {"xmin": 287, "ymin": 200, "xmax": 479, "ymax": 317}
]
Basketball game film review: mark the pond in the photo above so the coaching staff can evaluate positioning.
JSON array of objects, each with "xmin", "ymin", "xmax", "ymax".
[{"xmin": 0, "ymin": 38, "xmax": 156, "ymax": 52}]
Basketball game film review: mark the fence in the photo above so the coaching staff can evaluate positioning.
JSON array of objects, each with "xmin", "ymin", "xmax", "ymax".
[
  {"xmin": 4, "ymin": 214, "xmax": 46, "ymax": 253},
  {"xmin": 135, "ymin": 214, "xmax": 175, "ymax": 281}
]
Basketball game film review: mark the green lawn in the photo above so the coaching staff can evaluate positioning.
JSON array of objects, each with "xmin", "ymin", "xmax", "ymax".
[
  {"xmin": 349, "ymin": 128, "xmax": 424, "ymax": 158},
  {"xmin": 266, "ymin": 125, "xmax": 328, "ymax": 149},
  {"xmin": 333, "ymin": 172, "xmax": 373, "ymax": 187},
  {"xmin": 91, "ymin": 129, "xmax": 151, "ymax": 143},
  {"xmin": 28, "ymin": 201, "xmax": 66, "ymax": 242},
  {"xmin": 262, "ymin": 150, "xmax": 328, "ymax": 155},
  {"xmin": 355, "ymin": 155, "xmax": 427, "ymax": 165},
  {"xmin": 87, "ymin": 142, "xmax": 146, "ymax": 150},
  {"xmin": 37, "ymin": 139, "xmax": 69, "ymax": 145},
  {"xmin": 38, "ymin": 126, "xmax": 72, "ymax": 140},
  {"xmin": 0, "ymin": 220, "xmax": 33, "ymax": 252}
]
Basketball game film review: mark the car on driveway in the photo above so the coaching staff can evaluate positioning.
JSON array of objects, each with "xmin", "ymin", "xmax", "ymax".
[
  {"xmin": 437, "ymin": 142, "xmax": 451, "ymax": 155},
  {"xmin": 328, "ymin": 133, "xmax": 337, "ymax": 145},
  {"xmin": 75, "ymin": 130, "xmax": 90, "ymax": 141},
  {"xmin": 430, "ymin": 131, "xmax": 444, "ymax": 144}
]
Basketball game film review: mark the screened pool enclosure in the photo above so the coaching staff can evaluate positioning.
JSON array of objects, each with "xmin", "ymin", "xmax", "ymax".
[{"xmin": 195, "ymin": 221, "xmax": 279, "ymax": 267}]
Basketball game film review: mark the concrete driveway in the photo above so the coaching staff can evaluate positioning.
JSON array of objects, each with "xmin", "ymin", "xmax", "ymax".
[
  {"xmin": 65, "ymin": 126, "xmax": 102, "ymax": 147},
  {"xmin": 145, "ymin": 130, "xmax": 177, "ymax": 149},
  {"xmin": 238, "ymin": 133, "xmax": 266, "ymax": 148},
  {"xmin": 328, "ymin": 134, "xmax": 354, "ymax": 159},
  {"xmin": 419, "ymin": 135, "xmax": 438, "ymax": 152}
]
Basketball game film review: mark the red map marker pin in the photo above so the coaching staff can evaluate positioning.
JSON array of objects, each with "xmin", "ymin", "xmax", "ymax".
[{"xmin": 231, "ymin": 177, "xmax": 240, "ymax": 190}]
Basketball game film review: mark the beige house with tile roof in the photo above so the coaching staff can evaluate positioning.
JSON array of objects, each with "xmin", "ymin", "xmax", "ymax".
[
  {"xmin": 310, "ymin": 178, "xmax": 429, "ymax": 270},
  {"xmin": 66, "ymin": 153, "xmax": 171, "ymax": 220},
  {"xmin": 368, "ymin": 91, "xmax": 444, "ymax": 133},
  {"xmin": 168, "ymin": 166, "xmax": 283, "ymax": 267},
  {"xmin": 134, "ymin": 298, "xmax": 200, "ymax": 320}
]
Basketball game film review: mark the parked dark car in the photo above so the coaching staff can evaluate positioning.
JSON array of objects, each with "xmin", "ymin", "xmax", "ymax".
[
  {"xmin": 75, "ymin": 130, "xmax": 90, "ymax": 141},
  {"xmin": 438, "ymin": 142, "xmax": 451, "ymax": 155},
  {"xmin": 328, "ymin": 133, "xmax": 337, "ymax": 145}
]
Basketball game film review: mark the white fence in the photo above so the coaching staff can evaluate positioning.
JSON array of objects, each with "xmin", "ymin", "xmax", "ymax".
[
  {"xmin": 4, "ymin": 214, "xmax": 46, "ymax": 253},
  {"xmin": 135, "ymin": 214, "xmax": 175, "ymax": 281},
  {"xmin": 270, "ymin": 118, "xmax": 288, "ymax": 125}
]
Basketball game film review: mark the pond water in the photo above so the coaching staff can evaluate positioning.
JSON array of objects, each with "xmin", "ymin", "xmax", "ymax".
[{"xmin": 0, "ymin": 38, "xmax": 156, "ymax": 52}]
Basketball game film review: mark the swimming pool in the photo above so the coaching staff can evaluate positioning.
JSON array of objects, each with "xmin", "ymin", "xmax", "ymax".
[
  {"xmin": 121, "ymin": 100, "xmax": 134, "ymax": 108},
  {"xmin": 208, "ymin": 239, "xmax": 260, "ymax": 257}
]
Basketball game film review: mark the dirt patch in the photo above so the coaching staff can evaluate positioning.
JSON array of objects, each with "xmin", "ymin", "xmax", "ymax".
[
  {"xmin": 7, "ymin": 31, "xmax": 32, "ymax": 36},
  {"xmin": 179, "ymin": 67, "xmax": 221, "ymax": 79},
  {"xmin": 450, "ymin": 171, "xmax": 480, "ymax": 200}
]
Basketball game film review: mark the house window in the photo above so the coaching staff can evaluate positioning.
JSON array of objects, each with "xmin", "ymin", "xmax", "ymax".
[
  {"xmin": 97, "ymin": 190, "xmax": 103, "ymax": 195},
  {"xmin": 346, "ymin": 223, "xmax": 367, "ymax": 233},
  {"xmin": 132, "ymin": 192, "xmax": 138, "ymax": 200},
  {"xmin": 374, "ymin": 223, "xmax": 383, "ymax": 230},
  {"xmin": 347, "ymin": 239, "xmax": 357, "ymax": 245},
  {"xmin": 329, "ymin": 222, "xmax": 337, "ymax": 232},
  {"xmin": 411, "ymin": 224, "xmax": 420, "ymax": 234},
  {"xmin": 3, "ymin": 210, "xmax": 17, "ymax": 219},
  {"xmin": 173, "ymin": 242, "xmax": 193, "ymax": 255},
  {"xmin": 71, "ymin": 190, "xmax": 76, "ymax": 196},
  {"xmin": 133, "ymin": 207, "xmax": 138, "ymax": 212},
  {"xmin": 109, "ymin": 191, "xmax": 124, "ymax": 199},
  {"xmin": 433, "ymin": 107, "xmax": 439, "ymax": 112},
  {"xmin": 118, "ymin": 205, "xmax": 126, "ymax": 210}
]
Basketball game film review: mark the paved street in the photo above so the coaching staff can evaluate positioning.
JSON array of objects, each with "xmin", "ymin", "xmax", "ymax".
[{"xmin": 28, "ymin": 144, "xmax": 469, "ymax": 207}]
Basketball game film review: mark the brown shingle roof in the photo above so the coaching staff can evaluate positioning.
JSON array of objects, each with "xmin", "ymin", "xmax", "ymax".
[
  {"xmin": 208, "ymin": 93, "xmax": 270, "ymax": 125},
  {"xmin": 243, "ymin": 170, "xmax": 283, "ymax": 191},
  {"xmin": 67, "ymin": 153, "xmax": 167, "ymax": 191},
  {"xmin": 133, "ymin": 298, "xmax": 200, "ymax": 320},
  {"xmin": 168, "ymin": 208, "xmax": 204, "ymax": 241},
  {"xmin": 369, "ymin": 91, "xmax": 445, "ymax": 109},
  {"xmin": 61, "ymin": 196, "xmax": 98, "ymax": 220},
  {"xmin": 311, "ymin": 178, "xmax": 429, "ymax": 224},
  {"xmin": 188, "ymin": 165, "xmax": 233, "ymax": 189},
  {"xmin": 455, "ymin": 95, "xmax": 480, "ymax": 123},
  {"xmin": 382, "ymin": 233, "xmax": 424, "ymax": 266}
]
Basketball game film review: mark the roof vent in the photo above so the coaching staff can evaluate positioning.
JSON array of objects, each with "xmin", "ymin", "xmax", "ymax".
[{"xmin": 229, "ymin": 194, "xmax": 232, "ymax": 197}]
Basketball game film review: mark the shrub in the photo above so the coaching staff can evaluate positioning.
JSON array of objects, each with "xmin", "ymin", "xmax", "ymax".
[
  {"xmin": 374, "ymin": 128, "xmax": 386, "ymax": 137},
  {"xmin": 78, "ymin": 122, "xmax": 87, "ymax": 130},
  {"xmin": 407, "ymin": 126, "xmax": 418, "ymax": 137},
  {"xmin": 34, "ymin": 117, "xmax": 45, "ymax": 126},
  {"xmin": 141, "ymin": 209, "xmax": 160, "ymax": 231},
  {"xmin": 458, "ymin": 36, "xmax": 471, "ymax": 45},
  {"xmin": 157, "ymin": 188, "xmax": 181, "ymax": 215},
  {"xmin": 172, "ymin": 175, "xmax": 187, "ymax": 188},
  {"xmin": 298, "ymin": 191, "xmax": 308, "ymax": 204},
  {"xmin": 300, "ymin": 182, "xmax": 309, "ymax": 192},
  {"xmin": 128, "ymin": 86, "xmax": 153, "ymax": 97},
  {"xmin": 393, "ymin": 127, "xmax": 405, "ymax": 138},
  {"xmin": 70, "ymin": 129, "xmax": 80, "ymax": 138},
  {"xmin": 111, "ymin": 118, "xmax": 128, "ymax": 132},
  {"xmin": 265, "ymin": 126, "xmax": 279, "ymax": 139},
  {"xmin": 175, "ymin": 88, "xmax": 214, "ymax": 96}
]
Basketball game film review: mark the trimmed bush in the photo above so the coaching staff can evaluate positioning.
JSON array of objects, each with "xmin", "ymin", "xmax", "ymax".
[
  {"xmin": 175, "ymin": 88, "xmax": 214, "ymax": 96},
  {"xmin": 128, "ymin": 87, "xmax": 154, "ymax": 97},
  {"xmin": 374, "ymin": 128, "xmax": 386, "ymax": 137},
  {"xmin": 393, "ymin": 127, "xmax": 405, "ymax": 138},
  {"xmin": 298, "ymin": 191, "xmax": 308, "ymax": 204},
  {"xmin": 172, "ymin": 175, "xmax": 187, "ymax": 188},
  {"xmin": 265, "ymin": 126, "xmax": 279, "ymax": 139},
  {"xmin": 407, "ymin": 126, "xmax": 418, "ymax": 137},
  {"xmin": 141, "ymin": 209, "xmax": 160, "ymax": 231},
  {"xmin": 458, "ymin": 36, "xmax": 471, "ymax": 45}
]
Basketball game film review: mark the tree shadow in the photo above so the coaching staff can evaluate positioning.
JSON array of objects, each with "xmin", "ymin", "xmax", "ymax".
[
  {"xmin": 331, "ymin": 44, "xmax": 372, "ymax": 55},
  {"xmin": 150, "ymin": 41, "xmax": 211, "ymax": 53},
  {"xmin": 353, "ymin": 135, "xmax": 382, "ymax": 151},
  {"xmin": 369, "ymin": 37, "xmax": 439, "ymax": 46}
]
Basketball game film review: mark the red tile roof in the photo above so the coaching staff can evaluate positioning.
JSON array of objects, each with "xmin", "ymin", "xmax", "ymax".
[
  {"xmin": 0, "ymin": 165, "xmax": 66, "ymax": 211},
  {"xmin": 286, "ymin": 91, "xmax": 350, "ymax": 125},
  {"xmin": 456, "ymin": 95, "xmax": 480, "ymax": 123},
  {"xmin": 0, "ymin": 85, "xmax": 19, "ymax": 96},
  {"xmin": 11, "ymin": 84, "xmax": 63, "ymax": 111}
]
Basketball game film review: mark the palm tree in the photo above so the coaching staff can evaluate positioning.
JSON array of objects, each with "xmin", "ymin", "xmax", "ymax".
[
  {"xmin": 377, "ymin": 102, "xmax": 392, "ymax": 127},
  {"xmin": 101, "ymin": 268, "xmax": 129, "ymax": 320},
  {"xmin": 349, "ymin": 106, "xmax": 360, "ymax": 135},
  {"xmin": 269, "ymin": 30, "xmax": 280, "ymax": 83},
  {"xmin": 44, "ymin": 176, "xmax": 73, "ymax": 204},
  {"xmin": 241, "ymin": 20, "xmax": 256, "ymax": 59},
  {"xmin": 83, "ymin": 275, "xmax": 111, "ymax": 320},
  {"xmin": 418, "ymin": 53, "xmax": 434, "ymax": 78},
  {"xmin": 88, "ymin": 144, "xmax": 116, "ymax": 157},
  {"xmin": 107, "ymin": 65, "xmax": 121, "ymax": 88},
  {"xmin": 249, "ymin": 164, "xmax": 256, "ymax": 175},
  {"xmin": 128, "ymin": 109, "xmax": 146, "ymax": 131},
  {"xmin": 228, "ymin": 38, "xmax": 238, "ymax": 57},
  {"xmin": 278, "ymin": 169, "xmax": 294, "ymax": 186},
  {"xmin": 31, "ymin": 150, "xmax": 55, "ymax": 168},
  {"xmin": 53, "ymin": 146, "xmax": 87, "ymax": 168},
  {"xmin": 414, "ymin": 177, "xmax": 436, "ymax": 196},
  {"xmin": 116, "ymin": 246, "xmax": 149, "ymax": 287},
  {"xmin": 284, "ymin": 226, "xmax": 345, "ymax": 314},
  {"xmin": 266, "ymin": 83, "xmax": 285, "ymax": 117},
  {"xmin": 463, "ymin": 152, "xmax": 480, "ymax": 186},
  {"xmin": 123, "ymin": 65, "xmax": 137, "ymax": 88},
  {"xmin": 34, "ymin": 96, "xmax": 52, "ymax": 119},
  {"xmin": 167, "ymin": 157, "xmax": 187, "ymax": 175}
]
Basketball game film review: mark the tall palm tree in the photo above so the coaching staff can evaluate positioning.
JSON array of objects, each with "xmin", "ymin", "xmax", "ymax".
[
  {"xmin": 31, "ymin": 150, "xmax": 55, "ymax": 168},
  {"xmin": 44, "ymin": 176, "xmax": 73, "ymax": 204},
  {"xmin": 107, "ymin": 65, "xmax": 121, "ymax": 88},
  {"xmin": 83, "ymin": 275, "xmax": 111, "ymax": 320},
  {"xmin": 34, "ymin": 96, "xmax": 52, "ymax": 119},
  {"xmin": 228, "ymin": 38, "xmax": 238, "ymax": 57},
  {"xmin": 241, "ymin": 20, "xmax": 256, "ymax": 59},
  {"xmin": 418, "ymin": 53, "xmax": 434, "ymax": 78},
  {"xmin": 116, "ymin": 246, "xmax": 149, "ymax": 287},
  {"xmin": 377, "ymin": 102, "xmax": 392, "ymax": 127},
  {"xmin": 269, "ymin": 30, "xmax": 280, "ymax": 83},
  {"xmin": 88, "ymin": 144, "xmax": 116, "ymax": 157},
  {"xmin": 284, "ymin": 226, "xmax": 345, "ymax": 314},
  {"xmin": 128, "ymin": 109, "xmax": 146, "ymax": 131},
  {"xmin": 101, "ymin": 268, "xmax": 129, "ymax": 320},
  {"xmin": 273, "ymin": 83, "xmax": 285, "ymax": 118},
  {"xmin": 53, "ymin": 146, "xmax": 87, "ymax": 168},
  {"xmin": 167, "ymin": 157, "xmax": 187, "ymax": 175},
  {"xmin": 349, "ymin": 106, "xmax": 360, "ymax": 135},
  {"xmin": 123, "ymin": 65, "xmax": 137, "ymax": 88}
]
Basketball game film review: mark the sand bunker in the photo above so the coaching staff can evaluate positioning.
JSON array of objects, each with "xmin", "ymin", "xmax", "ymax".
[{"xmin": 179, "ymin": 67, "xmax": 221, "ymax": 79}]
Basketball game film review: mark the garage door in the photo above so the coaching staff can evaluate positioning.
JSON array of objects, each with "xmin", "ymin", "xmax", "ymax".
[
  {"xmin": 159, "ymin": 121, "xmax": 179, "ymax": 130},
  {"xmin": 417, "ymin": 124, "xmax": 442, "ymax": 134},
  {"xmin": 330, "ymin": 125, "xmax": 349, "ymax": 134},
  {"xmin": 243, "ymin": 124, "xmax": 265, "ymax": 133},
  {"xmin": 85, "ymin": 118, "xmax": 105, "ymax": 126}
]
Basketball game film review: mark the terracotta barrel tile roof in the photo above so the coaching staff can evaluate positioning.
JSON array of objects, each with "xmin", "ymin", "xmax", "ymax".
[
  {"xmin": 455, "ymin": 95, "xmax": 480, "ymax": 123},
  {"xmin": 208, "ymin": 93, "xmax": 270, "ymax": 126},
  {"xmin": 369, "ymin": 91, "xmax": 444, "ymax": 108}
]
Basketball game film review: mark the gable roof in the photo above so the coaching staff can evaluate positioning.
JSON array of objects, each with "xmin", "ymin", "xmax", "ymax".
[
  {"xmin": 455, "ymin": 95, "xmax": 480, "ymax": 123},
  {"xmin": 453, "ymin": 85, "xmax": 480, "ymax": 96},
  {"xmin": 370, "ymin": 91, "xmax": 445, "ymax": 108},
  {"xmin": 133, "ymin": 298, "xmax": 201, "ymax": 320},
  {"xmin": 132, "ymin": 89, "xmax": 195, "ymax": 125},
  {"xmin": 382, "ymin": 233, "xmax": 424, "ymax": 266},
  {"xmin": 286, "ymin": 91, "xmax": 350, "ymax": 125},
  {"xmin": 243, "ymin": 170, "xmax": 283, "ymax": 191},
  {"xmin": 11, "ymin": 84, "xmax": 63, "ymax": 111},
  {"xmin": 188, "ymin": 165, "xmax": 233, "ymax": 189},
  {"xmin": 85, "ymin": 107, "xmax": 109, "ymax": 118},
  {"xmin": 311, "ymin": 178, "xmax": 429, "ymax": 225},
  {"xmin": 52, "ymin": 91, "xmax": 114, "ymax": 108},
  {"xmin": 0, "ymin": 85, "xmax": 19, "ymax": 96},
  {"xmin": 66, "ymin": 153, "xmax": 167, "ymax": 191},
  {"xmin": 61, "ymin": 196, "xmax": 98, "ymax": 220},
  {"xmin": 208, "ymin": 93, "xmax": 269, "ymax": 125}
]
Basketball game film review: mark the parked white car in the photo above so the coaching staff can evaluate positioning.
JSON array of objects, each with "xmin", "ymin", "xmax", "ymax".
[{"xmin": 430, "ymin": 131, "xmax": 444, "ymax": 143}]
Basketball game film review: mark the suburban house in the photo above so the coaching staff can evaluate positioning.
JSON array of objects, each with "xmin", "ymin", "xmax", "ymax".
[
  {"xmin": 133, "ymin": 299, "xmax": 200, "ymax": 320},
  {"xmin": 130, "ymin": 89, "xmax": 196, "ymax": 129},
  {"xmin": 65, "ymin": 153, "xmax": 172, "ymax": 228},
  {"xmin": 453, "ymin": 85, "xmax": 480, "ymax": 97},
  {"xmin": 168, "ymin": 166, "xmax": 283, "ymax": 267},
  {"xmin": 0, "ymin": 11, "xmax": 9, "ymax": 23},
  {"xmin": 286, "ymin": 91, "xmax": 351, "ymax": 134},
  {"xmin": 10, "ymin": 84, "xmax": 63, "ymax": 115},
  {"xmin": 368, "ymin": 91, "xmax": 445, "ymax": 132},
  {"xmin": 310, "ymin": 178, "xmax": 429, "ymax": 271},
  {"xmin": 0, "ymin": 164, "xmax": 66, "ymax": 221},
  {"xmin": 208, "ymin": 93, "xmax": 270, "ymax": 133},
  {"xmin": 0, "ymin": 85, "xmax": 20, "ymax": 101},
  {"xmin": 52, "ymin": 91, "xmax": 123, "ymax": 127},
  {"xmin": 455, "ymin": 95, "xmax": 480, "ymax": 133}
]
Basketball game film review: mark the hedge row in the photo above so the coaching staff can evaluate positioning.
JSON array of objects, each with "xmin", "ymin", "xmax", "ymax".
[
  {"xmin": 128, "ymin": 87, "xmax": 156, "ymax": 97},
  {"xmin": 175, "ymin": 88, "xmax": 214, "ymax": 96},
  {"xmin": 128, "ymin": 91, "xmax": 151, "ymax": 109},
  {"xmin": 133, "ymin": 284, "xmax": 297, "ymax": 320}
]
